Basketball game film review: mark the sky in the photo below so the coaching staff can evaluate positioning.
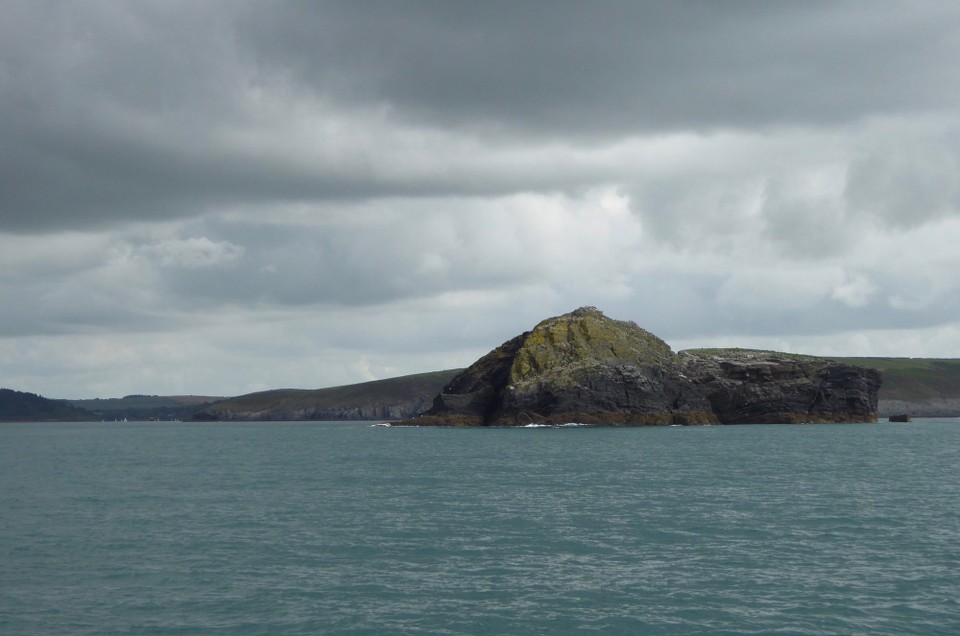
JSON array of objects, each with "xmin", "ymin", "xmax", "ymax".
[{"xmin": 3, "ymin": 1, "xmax": 960, "ymax": 398}]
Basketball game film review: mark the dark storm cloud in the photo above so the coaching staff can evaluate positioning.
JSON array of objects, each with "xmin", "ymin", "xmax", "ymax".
[
  {"xmin": 240, "ymin": 1, "xmax": 960, "ymax": 135},
  {"xmin": 4, "ymin": 1, "xmax": 960, "ymax": 232},
  {"xmin": 0, "ymin": 1, "xmax": 404, "ymax": 231}
]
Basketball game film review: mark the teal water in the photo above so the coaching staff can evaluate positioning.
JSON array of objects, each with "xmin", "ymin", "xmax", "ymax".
[{"xmin": 2, "ymin": 420, "xmax": 959, "ymax": 635}]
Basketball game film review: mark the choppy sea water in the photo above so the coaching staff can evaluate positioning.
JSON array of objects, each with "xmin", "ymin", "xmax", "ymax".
[{"xmin": 2, "ymin": 420, "xmax": 959, "ymax": 635}]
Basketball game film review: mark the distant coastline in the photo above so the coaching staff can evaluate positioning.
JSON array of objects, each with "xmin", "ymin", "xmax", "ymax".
[{"xmin": 5, "ymin": 357, "xmax": 960, "ymax": 423}]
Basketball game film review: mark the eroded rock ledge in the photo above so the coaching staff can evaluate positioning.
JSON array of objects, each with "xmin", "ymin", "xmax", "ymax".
[{"xmin": 399, "ymin": 307, "xmax": 882, "ymax": 426}]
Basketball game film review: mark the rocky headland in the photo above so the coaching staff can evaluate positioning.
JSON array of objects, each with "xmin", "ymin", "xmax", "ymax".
[{"xmin": 400, "ymin": 307, "xmax": 882, "ymax": 426}]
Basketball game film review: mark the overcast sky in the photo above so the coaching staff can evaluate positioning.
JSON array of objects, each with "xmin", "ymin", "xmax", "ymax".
[{"xmin": 4, "ymin": 1, "xmax": 960, "ymax": 398}]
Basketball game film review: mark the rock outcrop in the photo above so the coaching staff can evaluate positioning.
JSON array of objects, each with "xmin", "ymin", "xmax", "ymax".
[
  {"xmin": 680, "ymin": 349, "xmax": 882, "ymax": 424},
  {"xmin": 400, "ymin": 307, "xmax": 882, "ymax": 426}
]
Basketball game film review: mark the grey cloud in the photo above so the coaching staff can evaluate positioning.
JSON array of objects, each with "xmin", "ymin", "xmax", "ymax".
[
  {"xmin": 127, "ymin": 214, "xmax": 542, "ymax": 308},
  {"xmin": 845, "ymin": 137, "xmax": 960, "ymax": 228},
  {"xmin": 628, "ymin": 173, "xmax": 763, "ymax": 252},
  {"xmin": 760, "ymin": 179, "xmax": 852, "ymax": 258},
  {"xmin": 0, "ymin": 276, "xmax": 179, "ymax": 338},
  {"xmin": 545, "ymin": 261, "xmax": 960, "ymax": 344}
]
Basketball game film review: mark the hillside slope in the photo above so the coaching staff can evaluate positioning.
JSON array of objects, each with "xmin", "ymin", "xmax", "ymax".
[
  {"xmin": 192, "ymin": 369, "xmax": 461, "ymax": 421},
  {"xmin": 1, "ymin": 388, "xmax": 96, "ymax": 422},
  {"xmin": 69, "ymin": 395, "xmax": 222, "ymax": 421}
]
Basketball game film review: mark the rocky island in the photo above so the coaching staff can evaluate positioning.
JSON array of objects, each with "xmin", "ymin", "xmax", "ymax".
[{"xmin": 399, "ymin": 307, "xmax": 882, "ymax": 426}]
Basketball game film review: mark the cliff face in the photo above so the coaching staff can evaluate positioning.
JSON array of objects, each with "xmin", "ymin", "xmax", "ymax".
[
  {"xmin": 403, "ymin": 308, "xmax": 882, "ymax": 426},
  {"xmin": 193, "ymin": 394, "xmax": 438, "ymax": 422},
  {"xmin": 681, "ymin": 350, "xmax": 882, "ymax": 424}
]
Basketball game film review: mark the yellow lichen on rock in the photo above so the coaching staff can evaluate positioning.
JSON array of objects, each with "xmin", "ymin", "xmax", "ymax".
[{"xmin": 508, "ymin": 307, "xmax": 675, "ymax": 384}]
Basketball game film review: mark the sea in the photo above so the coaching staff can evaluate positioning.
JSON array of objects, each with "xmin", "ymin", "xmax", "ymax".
[{"xmin": 1, "ymin": 419, "xmax": 959, "ymax": 635}]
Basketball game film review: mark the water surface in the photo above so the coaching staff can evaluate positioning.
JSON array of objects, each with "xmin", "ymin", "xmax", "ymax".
[{"xmin": 2, "ymin": 420, "xmax": 959, "ymax": 634}]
